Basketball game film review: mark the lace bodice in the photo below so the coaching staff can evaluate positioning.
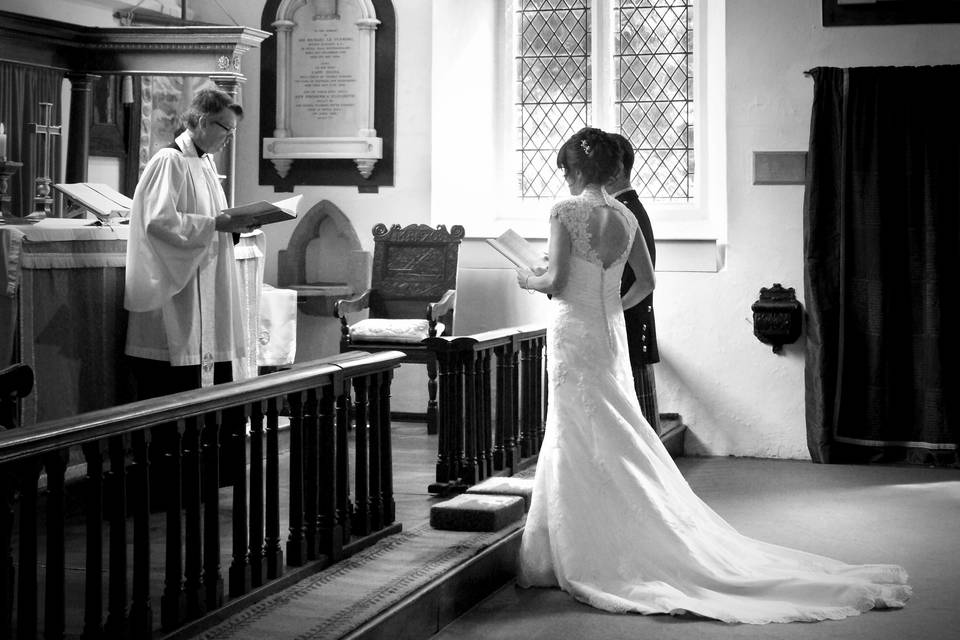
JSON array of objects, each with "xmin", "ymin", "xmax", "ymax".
[
  {"xmin": 545, "ymin": 185, "xmax": 639, "ymax": 393},
  {"xmin": 549, "ymin": 185, "xmax": 636, "ymax": 270}
]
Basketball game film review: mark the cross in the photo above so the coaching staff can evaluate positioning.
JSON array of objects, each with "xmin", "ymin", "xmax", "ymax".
[{"xmin": 28, "ymin": 102, "xmax": 61, "ymax": 214}]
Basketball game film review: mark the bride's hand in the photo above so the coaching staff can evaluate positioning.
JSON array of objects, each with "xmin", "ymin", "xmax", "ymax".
[{"xmin": 517, "ymin": 269, "xmax": 535, "ymax": 290}]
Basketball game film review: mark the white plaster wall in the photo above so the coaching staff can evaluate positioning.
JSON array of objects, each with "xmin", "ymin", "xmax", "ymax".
[
  {"xmin": 31, "ymin": 0, "xmax": 960, "ymax": 454},
  {"xmin": 208, "ymin": 0, "xmax": 960, "ymax": 456},
  {"xmin": 662, "ymin": 0, "xmax": 960, "ymax": 458}
]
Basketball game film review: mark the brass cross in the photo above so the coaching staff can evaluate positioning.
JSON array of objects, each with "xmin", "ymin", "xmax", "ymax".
[{"xmin": 28, "ymin": 102, "xmax": 61, "ymax": 214}]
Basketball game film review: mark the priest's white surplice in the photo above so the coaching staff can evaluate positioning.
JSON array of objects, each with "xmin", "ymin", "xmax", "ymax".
[{"xmin": 124, "ymin": 131, "xmax": 244, "ymax": 385}]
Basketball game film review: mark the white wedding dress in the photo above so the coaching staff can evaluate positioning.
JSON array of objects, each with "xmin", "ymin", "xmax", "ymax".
[{"xmin": 516, "ymin": 185, "xmax": 911, "ymax": 624}]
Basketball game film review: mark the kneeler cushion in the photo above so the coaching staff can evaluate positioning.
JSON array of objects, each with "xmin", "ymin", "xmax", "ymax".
[
  {"xmin": 465, "ymin": 476, "xmax": 535, "ymax": 511},
  {"xmin": 430, "ymin": 494, "xmax": 525, "ymax": 532}
]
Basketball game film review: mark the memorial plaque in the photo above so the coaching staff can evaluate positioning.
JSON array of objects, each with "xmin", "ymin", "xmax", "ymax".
[
  {"xmin": 290, "ymin": 3, "xmax": 366, "ymax": 138},
  {"xmin": 262, "ymin": 0, "xmax": 384, "ymax": 181}
]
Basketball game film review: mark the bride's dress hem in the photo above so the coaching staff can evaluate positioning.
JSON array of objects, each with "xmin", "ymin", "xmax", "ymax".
[
  {"xmin": 516, "ymin": 576, "xmax": 912, "ymax": 625},
  {"xmin": 514, "ymin": 187, "xmax": 913, "ymax": 627}
]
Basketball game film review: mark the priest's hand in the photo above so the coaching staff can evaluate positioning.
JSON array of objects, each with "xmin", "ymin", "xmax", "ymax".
[{"xmin": 215, "ymin": 213, "xmax": 260, "ymax": 234}]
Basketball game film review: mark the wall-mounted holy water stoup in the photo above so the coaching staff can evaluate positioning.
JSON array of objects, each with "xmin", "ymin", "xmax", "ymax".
[{"xmin": 751, "ymin": 283, "xmax": 802, "ymax": 354}]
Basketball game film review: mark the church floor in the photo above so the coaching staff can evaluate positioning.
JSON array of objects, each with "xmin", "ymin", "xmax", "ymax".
[
  {"xmin": 429, "ymin": 457, "xmax": 960, "ymax": 640},
  {"xmin": 42, "ymin": 425, "xmax": 960, "ymax": 639}
]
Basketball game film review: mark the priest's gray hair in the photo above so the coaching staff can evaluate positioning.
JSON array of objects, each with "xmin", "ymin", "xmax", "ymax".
[{"xmin": 182, "ymin": 88, "xmax": 243, "ymax": 129}]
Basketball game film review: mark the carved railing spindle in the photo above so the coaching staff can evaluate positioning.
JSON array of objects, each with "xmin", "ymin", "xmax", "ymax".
[
  {"xmin": 302, "ymin": 390, "xmax": 320, "ymax": 560},
  {"xmin": 248, "ymin": 401, "xmax": 267, "ymax": 587},
  {"xmin": 161, "ymin": 421, "xmax": 186, "ymax": 631},
  {"xmin": 535, "ymin": 336, "xmax": 546, "ymax": 444},
  {"xmin": 478, "ymin": 350, "xmax": 492, "ymax": 479},
  {"xmin": 462, "ymin": 351, "xmax": 479, "ymax": 486},
  {"xmin": 426, "ymin": 358, "xmax": 439, "ymax": 435},
  {"xmin": 15, "ymin": 460, "xmax": 40, "ymax": 640},
  {"xmin": 318, "ymin": 385, "xmax": 342, "ymax": 559},
  {"xmin": 43, "ymin": 450, "xmax": 68, "ymax": 640},
  {"xmin": 81, "ymin": 442, "xmax": 105, "ymax": 640},
  {"xmin": 334, "ymin": 384, "xmax": 352, "ymax": 542},
  {"xmin": 352, "ymin": 377, "xmax": 370, "ymax": 536},
  {"xmin": 368, "ymin": 373, "xmax": 383, "ymax": 531},
  {"xmin": 433, "ymin": 348, "xmax": 455, "ymax": 485},
  {"xmin": 378, "ymin": 370, "xmax": 396, "ymax": 525},
  {"xmin": 492, "ymin": 345, "xmax": 508, "ymax": 471},
  {"xmin": 104, "ymin": 435, "xmax": 128, "ymax": 638},
  {"xmin": 264, "ymin": 397, "xmax": 284, "ymax": 579},
  {"xmin": 183, "ymin": 417, "xmax": 205, "ymax": 620},
  {"xmin": 453, "ymin": 350, "xmax": 466, "ymax": 483},
  {"xmin": 130, "ymin": 430, "xmax": 153, "ymax": 637},
  {"xmin": 0, "ymin": 464, "xmax": 14, "ymax": 638},
  {"xmin": 202, "ymin": 413, "xmax": 223, "ymax": 610},
  {"xmin": 286, "ymin": 392, "xmax": 307, "ymax": 567},
  {"xmin": 229, "ymin": 405, "xmax": 252, "ymax": 597}
]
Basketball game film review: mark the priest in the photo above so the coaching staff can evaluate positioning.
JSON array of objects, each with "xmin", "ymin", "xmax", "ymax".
[{"xmin": 124, "ymin": 87, "xmax": 258, "ymax": 399}]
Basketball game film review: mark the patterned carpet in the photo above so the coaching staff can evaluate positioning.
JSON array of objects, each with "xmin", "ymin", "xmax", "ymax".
[{"xmin": 196, "ymin": 522, "xmax": 521, "ymax": 640}]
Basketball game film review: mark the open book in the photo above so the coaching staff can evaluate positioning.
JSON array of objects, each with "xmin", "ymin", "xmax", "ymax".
[
  {"xmin": 54, "ymin": 183, "xmax": 132, "ymax": 224},
  {"xmin": 486, "ymin": 229, "xmax": 548, "ymax": 273},
  {"xmin": 222, "ymin": 194, "xmax": 303, "ymax": 226}
]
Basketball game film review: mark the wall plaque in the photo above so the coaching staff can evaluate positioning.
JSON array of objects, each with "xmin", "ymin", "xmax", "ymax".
[{"xmin": 262, "ymin": 0, "xmax": 386, "ymax": 183}]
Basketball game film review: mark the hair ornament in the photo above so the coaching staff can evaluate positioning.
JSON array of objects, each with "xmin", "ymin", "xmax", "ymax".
[{"xmin": 580, "ymin": 139, "xmax": 592, "ymax": 157}]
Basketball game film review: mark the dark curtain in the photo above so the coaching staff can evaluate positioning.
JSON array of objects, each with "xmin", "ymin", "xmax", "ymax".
[
  {"xmin": 0, "ymin": 62, "xmax": 64, "ymax": 217},
  {"xmin": 804, "ymin": 66, "xmax": 960, "ymax": 466}
]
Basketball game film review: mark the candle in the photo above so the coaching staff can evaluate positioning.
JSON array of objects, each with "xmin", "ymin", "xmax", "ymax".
[{"xmin": 0, "ymin": 122, "xmax": 6, "ymax": 161}]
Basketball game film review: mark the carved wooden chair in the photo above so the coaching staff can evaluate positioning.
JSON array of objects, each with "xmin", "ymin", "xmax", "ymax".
[{"xmin": 335, "ymin": 223, "xmax": 465, "ymax": 434}]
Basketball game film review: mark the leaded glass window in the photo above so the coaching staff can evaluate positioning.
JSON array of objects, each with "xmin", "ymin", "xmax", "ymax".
[
  {"xmin": 515, "ymin": 0, "xmax": 694, "ymax": 202},
  {"xmin": 617, "ymin": 1, "xmax": 692, "ymax": 200},
  {"xmin": 515, "ymin": 0, "xmax": 591, "ymax": 199}
]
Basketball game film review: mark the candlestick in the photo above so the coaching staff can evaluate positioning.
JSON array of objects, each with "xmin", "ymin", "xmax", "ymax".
[{"xmin": 1, "ymin": 160, "xmax": 24, "ymax": 218}]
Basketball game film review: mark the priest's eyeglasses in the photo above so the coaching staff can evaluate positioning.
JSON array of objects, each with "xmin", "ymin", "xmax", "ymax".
[{"xmin": 209, "ymin": 120, "xmax": 236, "ymax": 135}]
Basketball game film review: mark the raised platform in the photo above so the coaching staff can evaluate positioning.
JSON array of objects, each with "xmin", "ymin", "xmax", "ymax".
[{"xmin": 184, "ymin": 417, "xmax": 686, "ymax": 640}]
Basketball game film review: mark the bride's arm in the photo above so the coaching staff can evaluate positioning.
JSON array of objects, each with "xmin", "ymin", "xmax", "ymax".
[
  {"xmin": 621, "ymin": 226, "xmax": 655, "ymax": 310},
  {"xmin": 518, "ymin": 216, "xmax": 571, "ymax": 295}
]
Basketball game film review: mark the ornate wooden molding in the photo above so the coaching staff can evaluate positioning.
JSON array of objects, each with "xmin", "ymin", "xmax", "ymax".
[{"xmin": 0, "ymin": 10, "xmax": 269, "ymax": 78}]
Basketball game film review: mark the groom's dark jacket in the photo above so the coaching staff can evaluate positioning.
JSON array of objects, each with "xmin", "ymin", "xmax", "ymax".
[{"xmin": 616, "ymin": 189, "xmax": 660, "ymax": 366}]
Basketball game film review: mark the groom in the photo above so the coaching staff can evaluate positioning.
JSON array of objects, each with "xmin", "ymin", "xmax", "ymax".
[{"xmin": 607, "ymin": 133, "xmax": 661, "ymax": 435}]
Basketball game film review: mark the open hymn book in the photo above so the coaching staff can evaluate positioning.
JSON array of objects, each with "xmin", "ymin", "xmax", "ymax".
[
  {"xmin": 222, "ymin": 194, "xmax": 303, "ymax": 226},
  {"xmin": 486, "ymin": 229, "xmax": 549, "ymax": 273}
]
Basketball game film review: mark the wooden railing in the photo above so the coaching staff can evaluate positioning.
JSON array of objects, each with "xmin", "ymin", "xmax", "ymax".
[
  {"xmin": 0, "ymin": 350, "xmax": 405, "ymax": 639},
  {"xmin": 425, "ymin": 325, "xmax": 547, "ymax": 494}
]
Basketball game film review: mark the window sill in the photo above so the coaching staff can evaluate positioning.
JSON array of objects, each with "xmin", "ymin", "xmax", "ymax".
[{"xmin": 460, "ymin": 235, "xmax": 723, "ymax": 273}]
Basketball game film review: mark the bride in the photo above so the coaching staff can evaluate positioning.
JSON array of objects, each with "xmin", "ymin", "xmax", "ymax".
[{"xmin": 514, "ymin": 127, "xmax": 911, "ymax": 624}]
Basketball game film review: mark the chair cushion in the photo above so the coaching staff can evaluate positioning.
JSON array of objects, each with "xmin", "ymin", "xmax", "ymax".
[{"xmin": 350, "ymin": 318, "xmax": 446, "ymax": 344}]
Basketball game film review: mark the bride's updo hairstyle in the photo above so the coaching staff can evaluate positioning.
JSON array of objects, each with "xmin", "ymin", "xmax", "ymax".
[{"xmin": 556, "ymin": 127, "xmax": 620, "ymax": 186}]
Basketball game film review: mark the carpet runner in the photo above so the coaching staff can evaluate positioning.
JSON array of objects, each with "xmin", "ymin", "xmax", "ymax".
[{"xmin": 196, "ymin": 522, "xmax": 521, "ymax": 640}]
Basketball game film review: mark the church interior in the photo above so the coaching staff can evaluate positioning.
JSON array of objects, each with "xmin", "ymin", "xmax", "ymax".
[{"xmin": 0, "ymin": 1, "xmax": 958, "ymax": 638}]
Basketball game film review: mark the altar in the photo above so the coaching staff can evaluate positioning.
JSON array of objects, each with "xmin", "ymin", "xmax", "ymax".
[{"xmin": 1, "ymin": 219, "xmax": 294, "ymax": 426}]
